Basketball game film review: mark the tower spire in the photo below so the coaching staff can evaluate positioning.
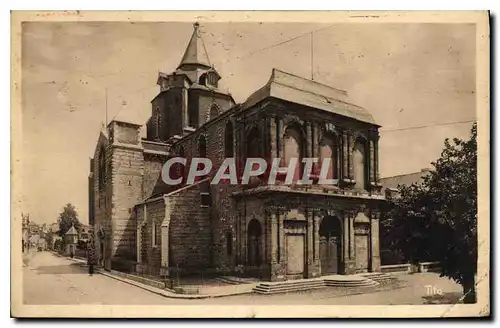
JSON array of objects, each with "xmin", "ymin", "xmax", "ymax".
[{"xmin": 177, "ymin": 22, "xmax": 212, "ymax": 70}]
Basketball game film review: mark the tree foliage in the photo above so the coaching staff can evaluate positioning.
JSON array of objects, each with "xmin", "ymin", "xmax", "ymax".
[
  {"xmin": 383, "ymin": 123, "xmax": 477, "ymax": 303},
  {"xmin": 58, "ymin": 203, "xmax": 82, "ymax": 237}
]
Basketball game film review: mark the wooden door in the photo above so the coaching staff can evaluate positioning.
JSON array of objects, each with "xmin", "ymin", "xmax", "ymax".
[{"xmin": 320, "ymin": 235, "xmax": 340, "ymax": 274}]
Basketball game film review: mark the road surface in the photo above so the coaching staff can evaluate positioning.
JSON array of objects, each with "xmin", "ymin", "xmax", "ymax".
[{"xmin": 23, "ymin": 251, "xmax": 463, "ymax": 305}]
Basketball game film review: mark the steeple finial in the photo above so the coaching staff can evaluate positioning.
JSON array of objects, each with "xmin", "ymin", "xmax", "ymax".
[{"xmin": 177, "ymin": 22, "xmax": 211, "ymax": 70}]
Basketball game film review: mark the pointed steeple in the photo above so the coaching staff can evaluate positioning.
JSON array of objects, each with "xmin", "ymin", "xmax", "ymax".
[{"xmin": 177, "ymin": 22, "xmax": 212, "ymax": 70}]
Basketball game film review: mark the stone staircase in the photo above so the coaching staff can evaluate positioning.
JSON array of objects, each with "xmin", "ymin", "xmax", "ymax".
[
  {"xmin": 253, "ymin": 275, "xmax": 380, "ymax": 295},
  {"xmin": 324, "ymin": 275, "xmax": 379, "ymax": 288},
  {"xmin": 253, "ymin": 278, "xmax": 326, "ymax": 294}
]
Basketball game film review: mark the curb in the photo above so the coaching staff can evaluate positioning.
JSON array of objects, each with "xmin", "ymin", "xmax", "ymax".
[{"xmin": 97, "ymin": 270, "xmax": 253, "ymax": 299}]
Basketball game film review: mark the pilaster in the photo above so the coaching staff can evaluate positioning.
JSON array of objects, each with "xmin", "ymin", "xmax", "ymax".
[
  {"xmin": 370, "ymin": 210, "xmax": 381, "ymax": 272},
  {"xmin": 344, "ymin": 209, "xmax": 357, "ymax": 274}
]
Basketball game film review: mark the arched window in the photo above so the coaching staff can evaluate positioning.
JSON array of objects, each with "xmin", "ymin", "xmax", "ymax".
[
  {"xmin": 246, "ymin": 127, "xmax": 262, "ymax": 158},
  {"xmin": 283, "ymin": 125, "xmax": 304, "ymax": 183},
  {"xmin": 199, "ymin": 73, "xmax": 207, "ymax": 86},
  {"xmin": 198, "ymin": 135, "xmax": 207, "ymax": 158},
  {"xmin": 209, "ymin": 104, "xmax": 220, "ymax": 120},
  {"xmin": 224, "ymin": 121, "xmax": 234, "ymax": 158},
  {"xmin": 319, "ymin": 133, "xmax": 339, "ymax": 182},
  {"xmin": 353, "ymin": 137, "xmax": 367, "ymax": 190},
  {"xmin": 98, "ymin": 147, "xmax": 106, "ymax": 189}
]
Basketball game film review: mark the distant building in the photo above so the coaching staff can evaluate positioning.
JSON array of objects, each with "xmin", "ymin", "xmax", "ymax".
[
  {"xmin": 79, "ymin": 224, "xmax": 92, "ymax": 242},
  {"xmin": 379, "ymin": 168, "xmax": 431, "ymax": 199},
  {"xmin": 378, "ymin": 168, "xmax": 432, "ymax": 265},
  {"xmin": 49, "ymin": 222, "xmax": 59, "ymax": 234}
]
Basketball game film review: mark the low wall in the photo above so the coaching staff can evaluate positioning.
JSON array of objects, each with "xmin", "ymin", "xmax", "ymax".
[
  {"xmin": 419, "ymin": 262, "xmax": 441, "ymax": 273},
  {"xmin": 380, "ymin": 263, "xmax": 411, "ymax": 274},
  {"xmin": 381, "ymin": 262, "xmax": 440, "ymax": 274}
]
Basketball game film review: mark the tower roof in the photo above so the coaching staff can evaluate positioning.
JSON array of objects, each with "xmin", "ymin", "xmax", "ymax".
[
  {"xmin": 65, "ymin": 225, "xmax": 78, "ymax": 236},
  {"xmin": 177, "ymin": 22, "xmax": 212, "ymax": 70}
]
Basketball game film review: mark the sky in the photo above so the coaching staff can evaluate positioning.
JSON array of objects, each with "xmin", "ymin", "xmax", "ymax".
[{"xmin": 20, "ymin": 21, "xmax": 476, "ymax": 224}]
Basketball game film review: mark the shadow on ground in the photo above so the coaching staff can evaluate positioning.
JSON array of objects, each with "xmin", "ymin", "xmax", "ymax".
[
  {"xmin": 34, "ymin": 263, "xmax": 87, "ymax": 275},
  {"xmin": 422, "ymin": 292, "xmax": 463, "ymax": 304}
]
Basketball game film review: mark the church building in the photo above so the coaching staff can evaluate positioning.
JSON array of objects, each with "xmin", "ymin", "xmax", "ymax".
[{"xmin": 88, "ymin": 22, "xmax": 386, "ymax": 281}]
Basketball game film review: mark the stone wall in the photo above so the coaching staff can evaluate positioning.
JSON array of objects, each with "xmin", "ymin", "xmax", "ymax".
[
  {"xmin": 165, "ymin": 183, "xmax": 212, "ymax": 272},
  {"xmin": 109, "ymin": 122, "xmax": 144, "ymax": 261},
  {"xmin": 137, "ymin": 198, "xmax": 164, "ymax": 275}
]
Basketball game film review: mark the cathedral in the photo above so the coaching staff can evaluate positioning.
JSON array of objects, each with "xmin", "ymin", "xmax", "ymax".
[{"xmin": 88, "ymin": 22, "xmax": 386, "ymax": 282}]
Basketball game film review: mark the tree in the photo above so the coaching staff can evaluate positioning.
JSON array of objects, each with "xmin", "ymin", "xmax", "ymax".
[
  {"xmin": 383, "ymin": 123, "xmax": 477, "ymax": 303},
  {"xmin": 58, "ymin": 203, "xmax": 82, "ymax": 237}
]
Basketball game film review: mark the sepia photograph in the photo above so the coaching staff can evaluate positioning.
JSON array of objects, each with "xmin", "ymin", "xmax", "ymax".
[{"xmin": 10, "ymin": 10, "xmax": 490, "ymax": 318}]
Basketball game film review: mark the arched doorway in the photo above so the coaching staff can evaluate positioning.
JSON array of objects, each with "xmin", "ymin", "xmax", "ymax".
[
  {"xmin": 247, "ymin": 219, "xmax": 262, "ymax": 267},
  {"xmin": 319, "ymin": 216, "xmax": 342, "ymax": 275}
]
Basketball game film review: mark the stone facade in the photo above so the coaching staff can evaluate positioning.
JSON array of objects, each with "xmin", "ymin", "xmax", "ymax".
[{"xmin": 88, "ymin": 23, "xmax": 386, "ymax": 280}]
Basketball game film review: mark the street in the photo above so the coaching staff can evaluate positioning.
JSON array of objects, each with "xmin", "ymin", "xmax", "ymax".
[{"xmin": 23, "ymin": 251, "xmax": 463, "ymax": 305}]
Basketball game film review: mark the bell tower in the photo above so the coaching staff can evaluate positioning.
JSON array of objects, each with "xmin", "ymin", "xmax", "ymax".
[{"xmin": 149, "ymin": 22, "xmax": 235, "ymax": 142}]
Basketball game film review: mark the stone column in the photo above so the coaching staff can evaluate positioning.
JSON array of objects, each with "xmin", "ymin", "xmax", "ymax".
[
  {"xmin": 160, "ymin": 225, "xmax": 169, "ymax": 274},
  {"xmin": 343, "ymin": 214, "xmax": 349, "ymax": 263},
  {"xmin": 374, "ymin": 136, "xmax": 380, "ymax": 183},
  {"xmin": 311, "ymin": 123, "xmax": 318, "ymax": 158},
  {"xmin": 348, "ymin": 133, "xmax": 355, "ymax": 180},
  {"xmin": 306, "ymin": 211, "xmax": 314, "ymax": 278},
  {"xmin": 306, "ymin": 122, "xmax": 313, "ymax": 158},
  {"xmin": 160, "ymin": 197, "xmax": 172, "ymax": 276},
  {"xmin": 343, "ymin": 210, "xmax": 357, "ymax": 274},
  {"xmin": 369, "ymin": 139, "xmax": 375, "ymax": 185},
  {"xmin": 269, "ymin": 211, "xmax": 278, "ymax": 263},
  {"xmin": 136, "ymin": 224, "xmax": 142, "ymax": 263},
  {"xmin": 370, "ymin": 211, "xmax": 381, "ymax": 272},
  {"xmin": 269, "ymin": 116, "xmax": 278, "ymax": 159},
  {"xmin": 278, "ymin": 212, "xmax": 284, "ymax": 264},
  {"xmin": 342, "ymin": 130, "xmax": 348, "ymax": 179}
]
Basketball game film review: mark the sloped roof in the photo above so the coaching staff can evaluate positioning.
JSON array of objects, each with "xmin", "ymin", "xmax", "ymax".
[
  {"xmin": 177, "ymin": 22, "xmax": 212, "ymax": 70},
  {"xmin": 65, "ymin": 226, "xmax": 78, "ymax": 236},
  {"xmin": 242, "ymin": 69, "xmax": 377, "ymax": 125},
  {"xmin": 379, "ymin": 169, "xmax": 432, "ymax": 191}
]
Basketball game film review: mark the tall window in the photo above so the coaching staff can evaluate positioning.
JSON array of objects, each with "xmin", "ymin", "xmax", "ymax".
[
  {"xmin": 98, "ymin": 147, "xmax": 106, "ymax": 189},
  {"xmin": 246, "ymin": 127, "xmax": 262, "ymax": 158},
  {"xmin": 353, "ymin": 138, "xmax": 367, "ymax": 190},
  {"xmin": 152, "ymin": 220, "xmax": 157, "ymax": 247},
  {"xmin": 319, "ymin": 133, "xmax": 339, "ymax": 182},
  {"xmin": 224, "ymin": 121, "xmax": 234, "ymax": 158},
  {"xmin": 283, "ymin": 125, "xmax": 304, "ymax": 183},
  {"xmin": 198, "ymin": 135, "xmax": 207, "ymax": 158}
]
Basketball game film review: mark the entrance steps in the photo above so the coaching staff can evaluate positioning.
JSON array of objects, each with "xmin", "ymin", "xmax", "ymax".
[
  {"xmin": 253, "ymin": 278, "xmax": 326, "ymax": 294},
  {"xmin": 253, "ymin": 275, "xmax": 379, "ymax": 295}
]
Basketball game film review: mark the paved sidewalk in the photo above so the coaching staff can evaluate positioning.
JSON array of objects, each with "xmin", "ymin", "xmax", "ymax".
[{"xmin": 58, "ymin": 253, "xmax": 256, "ymax": 299}]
